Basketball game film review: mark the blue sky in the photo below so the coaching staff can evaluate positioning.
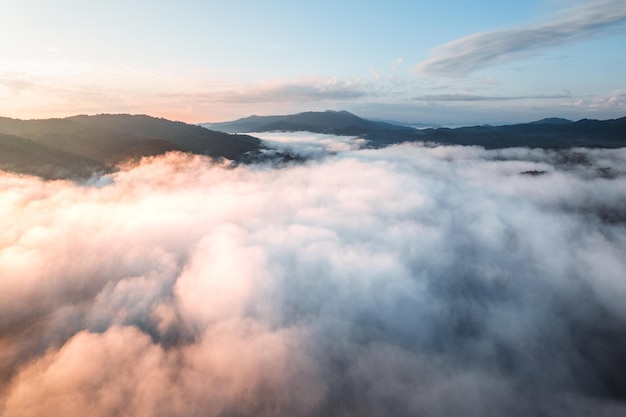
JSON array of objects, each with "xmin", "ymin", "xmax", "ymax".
[{"xmin": 1, "ymin": 0, "xmax": 625, "ymax": 124}]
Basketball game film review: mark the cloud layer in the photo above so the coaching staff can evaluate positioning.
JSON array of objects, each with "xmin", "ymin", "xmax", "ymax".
[
  {"xmin": 1, "ymin": 141, "xmax": 626, "ymax": 416},
  {"xmin": 413, "ymin": 92, "xmax": 572, "ymax": 102},
  {"xmin": 416, "ymin": 0, "xmax": 626, "ymax": 76}
]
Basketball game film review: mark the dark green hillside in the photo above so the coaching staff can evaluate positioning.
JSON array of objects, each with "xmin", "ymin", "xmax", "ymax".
[
  {"xmin": 206, "ymin": 110, "xmax": 626, "ymax": 149},
  {"xmin": 19, "ymin": 125, "xmax": 178, "ymax": 163},
  {"xmin": 0, "ymin": 133, "xmax": 105, "ymax": 180},
  {"xmin": 204, "ymin": 110, "xmax": 389, "ymax": 133},
  {"xmin": 0, "ymin": 114, "xmax": 263, "ymax": 179},
  {"xmin": 68, "ymin": 114, "xmax": 261, "ymax": 160},
  {"xmin": 203, "ymin": 110, "xmax": 418, "ymax": 144},
  {"xmin": 415, "ymin": 116, "xmax": 626, "ymax": 148}
]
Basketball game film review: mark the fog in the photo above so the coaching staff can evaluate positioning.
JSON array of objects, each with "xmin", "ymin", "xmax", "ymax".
[{"xmin": 1, "ymin": 138, "xmax": 625, "ymax": 417}]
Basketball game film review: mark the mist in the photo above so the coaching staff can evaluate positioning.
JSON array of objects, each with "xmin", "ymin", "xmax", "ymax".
[{"xmin": 1, "ymin": 139, "xmax": 625, "ymax": 417}]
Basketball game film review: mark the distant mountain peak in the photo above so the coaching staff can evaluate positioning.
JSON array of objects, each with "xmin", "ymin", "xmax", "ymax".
[
  {"xmin": 327, "ymin": 109, "xmax": 354, "ymax": 115},
  {"xmin": 530, "ymin": 117, "xmax": 573, "ymax": 125},
  {"xmin": 202, "ymin": 109, "xmax": 387, "ymax": 134}
]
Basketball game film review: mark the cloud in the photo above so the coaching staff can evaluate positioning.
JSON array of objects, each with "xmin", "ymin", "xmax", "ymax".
[
  {"xmin": 185, "ymin": 76, "xmax": 374, "ymax": 104},
  {"xmin": 413, "ymin": 92, "xmax": 572, "ymax": 102},
  {"xmin": 155, "ymin": 76, "xmax": 380, "ymax": 121},
  {"xmin": 0, "ymin": 68, "xmax": 383, "ymax": 123},
  {"xmin": 0, "ymin": 74, "xmax": 40, "ymax": 94},
  {"xmin": 369, "ymin": 69, "xmax": 382, "ymax": 80},
  {"xmin": 416, "ymin": 0, "xmax": 626, "ymax": 77},
  {"xmin": 1, "ymin": 142, "xmax": 626, "ymax": 416},
  {"xmin": 566, "ymin": 89, "xmax": 626, "ymax": 109},
  {"xmin": 253, "ymin": 131, "xmax": 368, "ymax": 159},
  {"xmin": 0, "ymin": 67, "xmax": 172, "ymax": 119},
  {"xmin": 391, "ymin": 58, "xmax": 403, "ymax": 72},
  {"xmin": 484, "ymin": 76, "xmax": 499, "ymax": 85}
]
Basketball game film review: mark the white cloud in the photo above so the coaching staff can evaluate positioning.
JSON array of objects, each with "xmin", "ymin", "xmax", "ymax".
[
  {"xmin": 1, "ymin": 141, "xmax": 626, "ymax": 416},
  {"xmin": 563, "ymin": 89, "xmax": 626, "ymax": 110},
  {"xmin": 484, "ymin": 76, "xmax": 499, "ymax": 85},
  {"xmin": 253, "ymin": 131, "xmax": 367, "ymax": 158},
  {"xmin": 369, "ymin": 69, "xmax": 382, "ymax": 80},
  {"xmin": 200, "ymin": 76, "xmax": 374, "ymax": 104},
  {"xmin": 412, "ymin": 92, "xmax": 571, "ymax": 101},
  {"xmin": 416, "ymin": 0, "xmax": 626, "ymax": 77},
  {"xmin": 392, "ymin": 58, "xmax": 403, "ymax": 72}
]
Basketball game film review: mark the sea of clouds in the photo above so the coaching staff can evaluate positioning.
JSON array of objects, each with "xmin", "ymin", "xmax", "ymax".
[{"xmin": 1, "ymin": 135, "xmax": 625, "ymax": 417}]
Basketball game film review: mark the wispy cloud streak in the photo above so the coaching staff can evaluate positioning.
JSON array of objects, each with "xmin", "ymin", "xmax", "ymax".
[
  {"xmin": 416, "ymin": 0, "xmax": 626, "ymax": 76},
  {"xmin": 413, "ymin": 92, "xmax": 571, "ymax": 102},
  {"xmin": 173, "ymin": 76, "xmax": 374, "ymax": 104}
]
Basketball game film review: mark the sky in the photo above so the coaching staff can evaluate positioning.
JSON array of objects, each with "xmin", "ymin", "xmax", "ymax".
[{"xmin": 1, "ymin": 0, "xmax": 626, "ymax": 124}]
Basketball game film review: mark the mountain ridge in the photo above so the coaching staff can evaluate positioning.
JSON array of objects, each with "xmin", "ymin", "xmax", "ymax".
[
  {"xmin": 0, "ymin": 114, "xmax": 262, "ymax": 180},
  {"xmin": 2, "ymin": 111, "xmax": 625, "ymax": 180},
  {"xmin": 203, "ymin": 110, "xmax": 409, "ymax": 132},
  {"xmin": 204, "ymin": 110, "xmax": 626, "ymax": 149},
  {"xmin": 203, "ymin": 110, "xmax": 419, "ymax": 145}
]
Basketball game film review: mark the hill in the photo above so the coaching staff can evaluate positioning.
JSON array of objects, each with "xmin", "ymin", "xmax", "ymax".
[
  {"xmin": 3, "ymin": 112, "xmax": 625, "ymax": 180},
  {"xmin": 0, "ymin": 114, "xmax": 262, "ymax": 179},
  {"xmin": 415, "ymin": 117, "xmax": 626, "ymax": 148},
  {"xmin": 0, "ymin": 133, "xmax": 104, "ymax": 180},
  {"xmin": 203, "ymin": 110, "xmax": 417, "ymax": 145},
  {"xmin": 205, "ymin": 110, "xmax": 626, "ymax": 149}
]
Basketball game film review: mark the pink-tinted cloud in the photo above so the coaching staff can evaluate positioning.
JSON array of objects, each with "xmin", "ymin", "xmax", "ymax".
[{"xmin": 1, "ymin": 144, "xmax": 626, "ymax": 416}]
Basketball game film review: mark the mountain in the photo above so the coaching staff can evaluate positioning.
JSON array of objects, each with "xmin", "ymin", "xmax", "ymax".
[
  {"xmin": 204, "ymin": 110, "xmax": 374, "ymax": 133},
  {"xmin": 203, "ymin": 110, "xmax": 418, "ymax": 144},
  {"xmin": 206, "ymin": 110, "xmax": 626, "ymax": 149},
  {"xmin": 3, "ymin": 111, "xmax": 625, "ymax": 180},
  {"xmin": 414, "ymin": 117, "xmax": 626, "ymax": 148},
  {"xmin": 529, "ymin": 117, "xmax": 573, "ymax": 125},
  {"xmin": 65, "ymin": 114, "xmax": 261, "ymax": 159},
  {"xmin": 0, "ymin": 133, "xmax": 104, "ymax": 180},
  {"xmin": 0, "ymin": 114, "xmax": 262, "ymax": 179}
]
